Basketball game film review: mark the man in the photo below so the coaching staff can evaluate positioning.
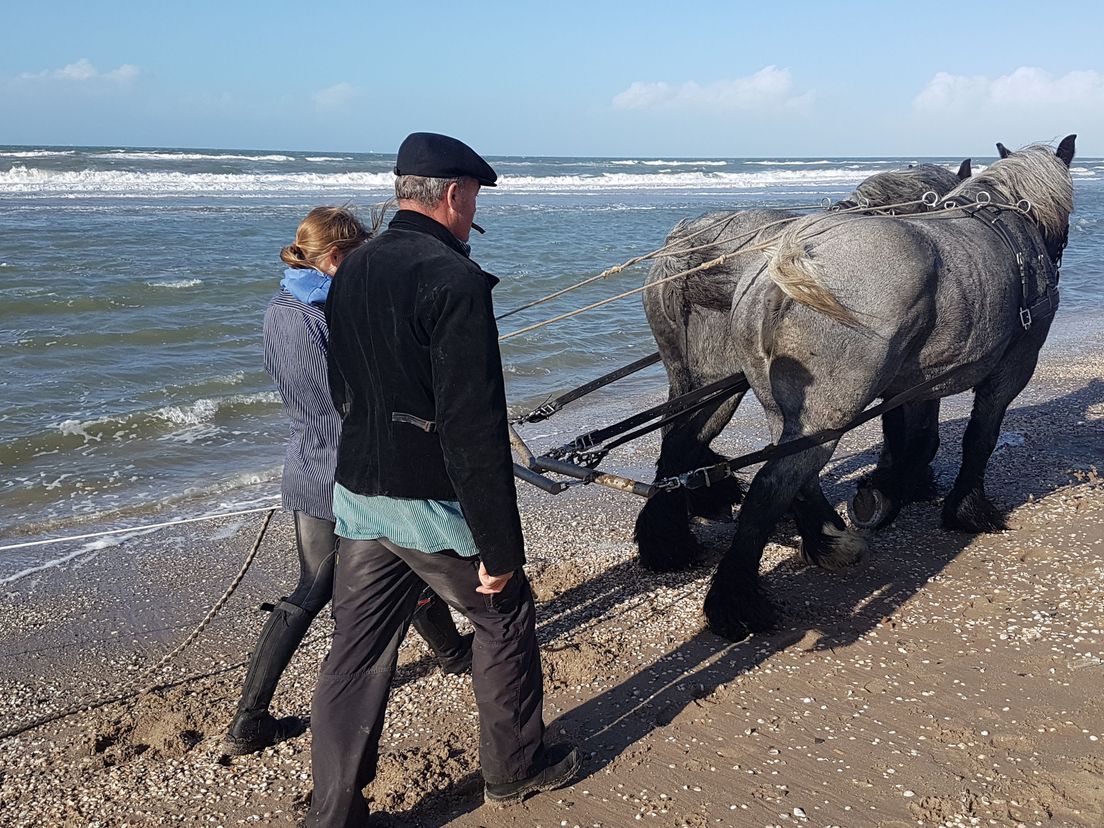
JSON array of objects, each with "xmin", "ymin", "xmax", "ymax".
[{"xmin": 306, "ymin": 132, "xmax": 578, "ymax": 826}]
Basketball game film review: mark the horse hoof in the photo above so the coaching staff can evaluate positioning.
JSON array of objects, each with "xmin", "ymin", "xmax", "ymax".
[
  {"xmin": 942, "ymin": 489, "xmax": 1008, "ymax": 533},
  {"xmin": 703, "ymin": 580, "xmax": 776, "ymax": 641},
  {"xmin": 799, "ymin": 522, "xmax": 867, "ymax": 570},
  {"xmin": 848, "ymin": 487, "xmax": 888, "ymax": 529}
]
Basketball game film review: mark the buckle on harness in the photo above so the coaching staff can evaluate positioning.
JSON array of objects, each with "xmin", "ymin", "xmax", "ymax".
[{"xmin": 680, "ymin": 467, "xmax": 722, "ymax": 490}]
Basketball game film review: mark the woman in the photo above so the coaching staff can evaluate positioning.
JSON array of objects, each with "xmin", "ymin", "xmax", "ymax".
[{"xmin": 223, "ymin": 206, "xmax": 472, "ymax": 756}]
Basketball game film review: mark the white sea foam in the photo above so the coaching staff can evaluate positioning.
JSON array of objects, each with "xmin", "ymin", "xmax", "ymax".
[
  {"xmin": 0, "ymin": 165, "xmax": 395, "ymax": 194},
  {"xmin": 156, "ymin": 398, "xmax": 221, "ymax": 426},
  {"xmin": 747, "ymin": 160, "xmax": 833, "ymax": 166},
  {"xmin": 57, "ymin": 419, "xmax": 100, "ymax": 441},
  {"xmin": 611, "ymin": 159, "xmax": 728, "ymax": 166},
  {"xmin": 0, "ymin": 165, "xmax": 883, "ymax": 195},
  {"xmin": 89, "ymin": 151, "xmax": 296, "ymax": 162},
  {"xmin": 146, "ymin": 278, "xmax": 202, "ymax": 288},
  {"xmin": 0, "ymin": 149, "xmax": 76, "ymax": 158},
  {"xmin": 155, "ymin": 393, "xmax": 280, "ymax": 426},
  {"xmin": 497, "ymin": 168, "xmax": 886, "ymax": 192},
  {"xmin": 305, "ymin": 156, "xmax": 352, "ymax": 162}
]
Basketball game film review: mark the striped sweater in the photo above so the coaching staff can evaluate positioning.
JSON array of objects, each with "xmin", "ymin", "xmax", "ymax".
[{"xmin": 263, "ymin": 287, "xmax": 341, "ymax": 521}]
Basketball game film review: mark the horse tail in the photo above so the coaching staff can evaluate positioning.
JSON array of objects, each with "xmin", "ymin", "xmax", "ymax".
[
  {"xmin": 765, "ymin": 222, "xmax": 858, "ymax": 327},
  {"xmin": 644, "ymin": 218, "xmax": 693, "ymax": 326}
]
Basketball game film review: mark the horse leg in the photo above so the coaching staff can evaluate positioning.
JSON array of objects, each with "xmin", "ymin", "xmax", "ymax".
[
  {"xmin": 902, "ymin": 399, "xmax": 941, "ymax": 501},
  {"xmin": 942, "ymin": 336, "xmax": 1045, "ymax": 533},
  {"xmin": 793, "ymin": 477, "xmax": 867, "ymax": 570},
  {"xmin": 635, "ymin": 389, "xmax": 745, "ymax": 572},
  {"xmin": 851, "ymin": 399, "xmax": 941, "ymax": 529},
  {"xmin": 704, "ymin": 441, "xmax": 839, "ymax": 640}
]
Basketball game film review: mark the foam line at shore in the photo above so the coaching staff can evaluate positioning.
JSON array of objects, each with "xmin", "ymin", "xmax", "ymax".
[{"xmin": 0, "ymin": 501, "xmax": 280, "ymax": 577}]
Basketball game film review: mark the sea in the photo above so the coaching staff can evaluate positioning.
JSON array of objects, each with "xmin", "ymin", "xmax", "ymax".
[{"xmin": 2, "ymin": 145, "xmax": 1102, "ymax": 575}]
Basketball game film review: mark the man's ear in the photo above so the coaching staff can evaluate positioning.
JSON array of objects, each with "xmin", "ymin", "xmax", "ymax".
[{"xmin": 446, "ymin": 180, "xmax": 463, "ymax": 210}]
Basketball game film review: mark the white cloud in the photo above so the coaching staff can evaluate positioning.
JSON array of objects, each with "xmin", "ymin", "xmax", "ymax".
[
  {"xmin": 313, "ymin": 82, "xmax": 361, "ymax": 110},
  {"xmin": 914, "ymin": 67, "xmax": 1104, "ymax": 113},
  {"xmin": 20, "ymin": 58, "xmax": 140, "ymax": 84},
  {"xmin": 612, "ymin": 66, "xmax": 811, "ymax": 112}
]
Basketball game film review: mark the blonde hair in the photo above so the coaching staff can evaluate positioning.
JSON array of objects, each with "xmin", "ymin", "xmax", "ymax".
[{"xmin": 280, "ymin": 206, "xmax": 371, "ymax": 270}]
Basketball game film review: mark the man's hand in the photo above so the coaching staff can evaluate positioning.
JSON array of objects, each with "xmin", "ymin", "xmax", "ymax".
[{"xmin": 476, "ymin": 562, "xmax": 514, "ymax": 595}]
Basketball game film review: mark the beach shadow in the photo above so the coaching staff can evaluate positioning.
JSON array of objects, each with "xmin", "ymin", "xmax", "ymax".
[
  {"xmin": 385, "ymin": 377, "xmax": 1103, "ymax": 825},
  {"xmin": 823, "ymin": 377, "xmax": 1104, "ymax": 505}
]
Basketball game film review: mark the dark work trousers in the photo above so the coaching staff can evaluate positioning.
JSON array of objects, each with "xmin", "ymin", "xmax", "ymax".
[
  {"xmin": 305, "ymin": 537, "xmax": 546, "ymax": 827},
  {"xmin": 233, "ymin": 511, "xmax": 337, "ymax": 724}
]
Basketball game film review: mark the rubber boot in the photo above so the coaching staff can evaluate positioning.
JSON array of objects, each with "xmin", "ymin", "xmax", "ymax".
[
  {"xmin": 223, "ymin": 599, "xmax": 313, "ymax": 754},
  {"xmin": 410, "ymin": 593, "xmax": 473, "ymax": 675}
]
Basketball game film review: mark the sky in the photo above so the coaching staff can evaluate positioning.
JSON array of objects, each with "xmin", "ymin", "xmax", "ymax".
[{"xmin": 1, "ymin": 0, "xmax": 1101, "ymax": 157}]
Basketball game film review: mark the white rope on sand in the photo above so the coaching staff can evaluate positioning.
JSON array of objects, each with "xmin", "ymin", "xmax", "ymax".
[
  {"xmin": 0, "ymin": 508, "xmax": 278, "ymax": 742},
  {"xmin": 0, "ymin": 498, "xmax": 281, "ymax": 553}
]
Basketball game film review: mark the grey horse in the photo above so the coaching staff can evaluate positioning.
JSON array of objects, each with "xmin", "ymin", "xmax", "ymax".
[
  {"xmin": 692, "ymin": 136, "xmax": 1074, "ymax": 642},
  {"xmin": 635, "ymin": 161, "xmax": 972, "ymax": 567}
]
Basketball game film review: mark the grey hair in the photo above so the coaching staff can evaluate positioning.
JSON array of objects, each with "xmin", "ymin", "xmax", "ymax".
[
  {"xmin": 837, "ymin": 164, "xmax": 960, "ymax": 214},
  {"xmin": 941, "ymin": 144, "xmax": 1074, "ymax": 249},
  {"xmin": 394, "ymin": 174, "xmax": 461, "ymax": 207}
]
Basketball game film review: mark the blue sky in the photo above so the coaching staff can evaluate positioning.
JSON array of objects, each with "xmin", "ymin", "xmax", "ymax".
[{"xmin": 2, "ymin": 0, "xmax": 1100, "ymax": 157}]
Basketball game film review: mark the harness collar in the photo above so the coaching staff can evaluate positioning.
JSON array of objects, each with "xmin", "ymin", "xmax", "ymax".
[{"xmin": 941, "ymin": 196, "xmax": 1060, "ymax": 331}]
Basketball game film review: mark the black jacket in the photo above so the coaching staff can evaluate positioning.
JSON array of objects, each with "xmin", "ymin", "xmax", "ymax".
[{"xmin": 325, "ymin": 210, "xmax": 524, "ymax": 575}]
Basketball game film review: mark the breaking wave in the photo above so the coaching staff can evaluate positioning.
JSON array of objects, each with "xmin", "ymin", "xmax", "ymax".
[{"xmin": 1, "ymin": 165, "xmax": 887, "ymax": 195}]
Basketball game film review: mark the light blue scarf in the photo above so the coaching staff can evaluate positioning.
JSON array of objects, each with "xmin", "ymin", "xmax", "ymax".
[{"xmin": 280, "ymin": 267, "xmax": 331, "ymax": 306}]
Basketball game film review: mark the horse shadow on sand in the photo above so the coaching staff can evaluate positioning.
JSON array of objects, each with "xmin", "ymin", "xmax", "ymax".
[{"xmin": 382, "ymin": 378, "xmax": 1104, "ymax": 826}]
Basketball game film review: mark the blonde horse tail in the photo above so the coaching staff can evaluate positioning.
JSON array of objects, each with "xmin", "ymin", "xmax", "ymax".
[{"xmin": 765, "ymin": 225, "xmax": 858, "ymax": 327}]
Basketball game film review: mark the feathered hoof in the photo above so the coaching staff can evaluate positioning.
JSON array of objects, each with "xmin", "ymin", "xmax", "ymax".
[
  {"xmin": 798, "ymin": 522, "xmax": 868, "ymax": 570},
  {"xmin": 942, "ymin": 489, "xmax": 1008, "ymax": 533},
  {"xmin": 688, "ymin": 475, "xmax": 745, "ymax": 524},
  {"xmin": 634, "ymin": 490, "xmax": 702, "ymax": 572},
  {"xmin": 703, "ymin": 577, "xmax": 776, "ymax": 642}
]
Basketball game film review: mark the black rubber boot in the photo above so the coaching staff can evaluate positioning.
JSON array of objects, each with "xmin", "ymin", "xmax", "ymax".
[
  {"xmin": 223, "ymin": 600, "xmax": 313, "ymax": 755},
  {"xmin": 410, "ymin": 592, "xmax": 473, "ymax": 675}
]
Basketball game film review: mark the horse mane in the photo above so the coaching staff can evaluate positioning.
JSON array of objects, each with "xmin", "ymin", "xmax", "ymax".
[
  {"xmin": 844, "ymin": 164, "xmax": 960, "ymax": 213},
  {"xmin": 764, "ymin": 142, "xmax": 1073, "ymax": 329},
  {"xmin": 942, "ymin": 144, "xmax": 1073, "ymax": 249}
]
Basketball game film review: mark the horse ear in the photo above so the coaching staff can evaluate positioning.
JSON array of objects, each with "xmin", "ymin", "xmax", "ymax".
[
  {"xmin": 996, "ymin": 142, "xmax": 1012, "ymax": 159},
  {"xmin": 957, "ymin": 159, "xmax": 972, "ymax": 179},
  {"xmin": 1056, "ymin": 134, "xmax": 1076, "ymax": 167}
]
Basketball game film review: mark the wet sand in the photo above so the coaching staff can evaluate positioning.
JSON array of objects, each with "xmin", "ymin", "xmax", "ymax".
[{"xmin": 1, "ymin": 340, "xmax": 1102, "ymax": 827}]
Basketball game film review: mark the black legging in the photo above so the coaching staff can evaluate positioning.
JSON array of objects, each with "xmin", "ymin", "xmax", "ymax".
[
  {"xmin": 231, "ymin": 512, "xmax": 462, "ymax": 727},
  {"xmin": 285, "ymin": 511, "xmax": 339, "ymax": 615}
]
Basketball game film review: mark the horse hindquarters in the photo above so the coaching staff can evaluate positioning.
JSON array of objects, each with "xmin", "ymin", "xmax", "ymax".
[{"xmin": 942, "ymin": 324, "xmax": 1051, "ymax": 532}]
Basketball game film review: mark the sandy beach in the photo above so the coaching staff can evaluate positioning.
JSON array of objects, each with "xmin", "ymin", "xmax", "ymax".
[{"xmin": 1, "ymin": 338, "xmax": 1102, "ymax": 828}]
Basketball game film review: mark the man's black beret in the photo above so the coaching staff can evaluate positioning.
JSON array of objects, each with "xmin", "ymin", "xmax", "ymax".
[{"xmin": 394, "ymin": 132, "xmax": 497, "ymax": 187}]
